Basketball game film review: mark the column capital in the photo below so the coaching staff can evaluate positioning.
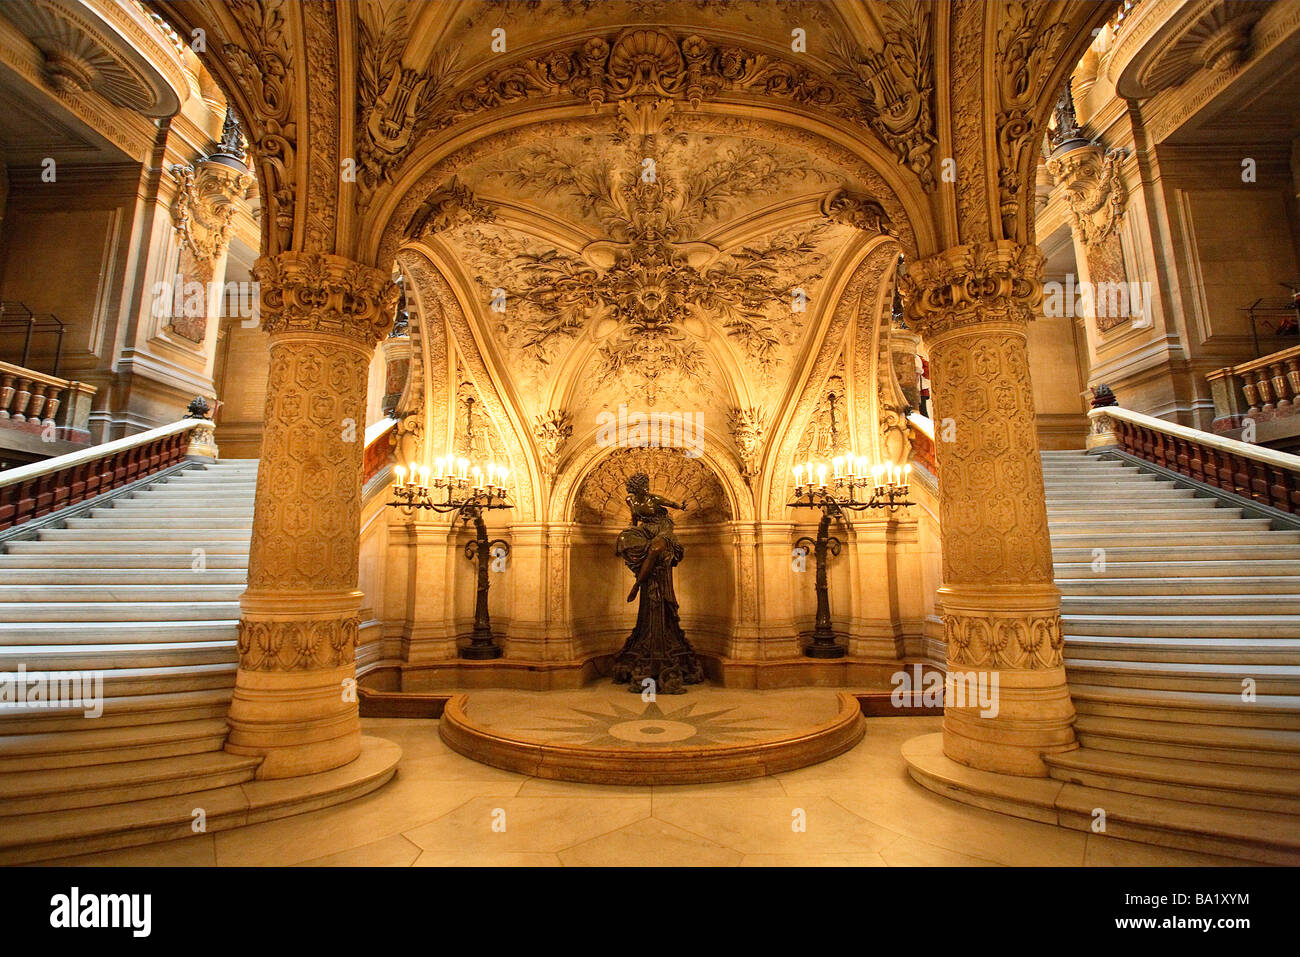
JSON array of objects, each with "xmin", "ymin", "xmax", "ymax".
[
  {"xmin": 900, "ymin": 240, "xmax": 1044, "ymax": 342},
  {"xmin": 253, "ymin": 252, "xmax": 399, "ymax": 345}
]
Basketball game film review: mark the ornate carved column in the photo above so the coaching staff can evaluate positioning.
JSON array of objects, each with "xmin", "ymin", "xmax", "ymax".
[
  {"xmin": 225, "ymin": 252, "xmax": 398, "ymax": 778},
  {"xmin": 900, "ymin": 240, "xmax": 1077, "ymax": 776}
]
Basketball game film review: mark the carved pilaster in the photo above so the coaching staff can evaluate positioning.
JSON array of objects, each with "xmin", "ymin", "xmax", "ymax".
[
  {"xmin": 900, "ymin": 240, "xmax": 1076, "ymax": 776},
  {"xmin": 226, "ymin": 253, "xmax": 397, "ymax": 779}
]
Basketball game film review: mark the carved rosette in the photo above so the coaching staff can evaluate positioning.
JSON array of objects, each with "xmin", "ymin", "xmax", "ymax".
[{"xmin": 253, "ymin": 252, "xmax": 400, "ymax": 346}]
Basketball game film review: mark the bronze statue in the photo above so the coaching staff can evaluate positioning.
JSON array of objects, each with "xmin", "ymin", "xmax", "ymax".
[{"xmin": 611, "ymin": 472, "xmax": 704, "ymax": 694}]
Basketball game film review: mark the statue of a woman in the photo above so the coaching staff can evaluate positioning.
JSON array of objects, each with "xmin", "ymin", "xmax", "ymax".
[{"xmin": 611, "ymin": 472, "xmax": 703, "ymax": 694}]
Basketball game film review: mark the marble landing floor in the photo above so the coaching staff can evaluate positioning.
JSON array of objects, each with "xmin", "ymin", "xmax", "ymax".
[{"xmin": 47, "ymin": 716, "xmax": 1245, "ymax": 867}]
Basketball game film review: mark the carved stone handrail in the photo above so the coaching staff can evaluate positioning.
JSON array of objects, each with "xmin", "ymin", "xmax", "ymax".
[
  {"xmin": 0, "ymin": 416, "xmax": 215, "ymax": 530},
  {"xmin": 1088, "ymin": 404, "xmax": 1300, "ymax": 515}
]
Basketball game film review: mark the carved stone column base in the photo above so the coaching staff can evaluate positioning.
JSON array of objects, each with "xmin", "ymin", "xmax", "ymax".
[
  {"xmin": 225, "ymin": 589, "xmax": 363, "ymax": 778},
  {"xmin": 937, "ymin": 583, "xmax": 1077, "ymax": 777}
]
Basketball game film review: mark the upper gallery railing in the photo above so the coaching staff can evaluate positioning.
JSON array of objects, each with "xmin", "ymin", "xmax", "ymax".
[
  {"xmin": 0, "ymin": 360, "xmax": 97, "ymax": 442},
  {"xmin": 1088, "ymin": 401, "xmax": 1300, "ymax": 516},
  {"xmin": 0, "ymin": 408, "xmax": 217, "ymax": 531},
  {"xmin": 1207, "ymin": 343, "xmax": 1300, "ymax": 424}
]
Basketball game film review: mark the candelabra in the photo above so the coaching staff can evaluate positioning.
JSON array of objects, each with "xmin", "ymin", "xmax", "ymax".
[
  {"xmin": 788, "ymin": 455, "xmax": 915, "ymax": 658},
  {"xmin": 388, "ymin": 456, "xmax": 513, "ymax": 660}
]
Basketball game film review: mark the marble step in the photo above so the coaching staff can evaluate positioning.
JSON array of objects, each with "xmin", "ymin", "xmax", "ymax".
[
  {"xmin": 1053, "ymin": 544, "xmax": 1300, "ymax": 561},
  {"xmin": 1047, "ymin": 505, "xmax": 1239, "ymax": 521},
  {"xmin": 0, "ymin": 599, "xmax": 242, "ymax": 622},
  {"xmin": 100, "ymin": 504, "xmax": 254, "ymax": 516},
  {"xmin": 0, "ymin": 552, "xmax": 248, "ymax": 568},
  {"xmin": 1074, "ymin": 715, "xmax": 1300, "ymax": 770},
  {"xmin": 1045, "ymin": 749, "xmax": 1300, "ymax": 815},
  {"xmin": 1053, "ymin": 559, "xmax": 1300, "ymax": 578},
  {"xmin": 1058, "ymin": 576, "xmax": 1300, "ymax": 595},
  {"xmin": 1060, "ymin": 593, "xmax": 1300, "ymax": 614},
  {"xmin": 1065, "ymin": 635, "xmax": 1300, "ymax": 664},
  {"xmin": 1050, "ymin": 529, "xmax": 1300, "ymax": 546},
  {"xmin": 1069, "ymin": 683, "xmax": 1300, "ymax": 730},
  {"xmin": 1049, "ymin": 518, "xmax": 1273, "ymax": 534},
  {"xmin": 0, "ymin": 736, "xmax": 399, "ymax": 866},
  {"xmin": 1045, "ymin": 490, "xmax": 1199, "ymax": 505},
  {"xmin": 0, "ymin": 568, "xmax": 247, "ymax": 584},
  {"xmin": 1065, "ymin": 657, "xmax": 1300, "ymax": 695},
  {"xmin": 3, "ymin": 541, "xmax": 249, "ymax": 555},
  {"xmin": 0, "ymin": 620, "xmax": 238, "ymax": 645},
  {"xmin": 0, "ymin": 687, "xmax": 232, "ymax": 734},
  {"xmin": 0, "ymin": 643, "xmax": 236, "ymax": 672},
  {"xmin": 35, "ymin": 528, "xmax": 252, "ymax": 541},
  {"xmin": 0, "ymin": 751, "xmax": 260, "ymax": 817},
  {"xmin": 1063, "ymin": 612, "xmax": 1300, "ymax": 638},
  {"xmin": 0, "ymin": 717, "xmax": 231, "ymax": 772},
  {"xmin": 67, "ymin": 516, "xmax": 253, "ymax": 529},
  {"xmin": 0, "ymin": 583, "xmax": 245, "ymax": 602}
]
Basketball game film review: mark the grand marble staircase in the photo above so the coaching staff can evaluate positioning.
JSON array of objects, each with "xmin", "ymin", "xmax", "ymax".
[
  {"xmin": 0, "ymin": 460, "xmax": 258, "ymax": 859},
  {"xmin": 1042, "ymin": 449, "xmax": 1300, "ymax": 861}
]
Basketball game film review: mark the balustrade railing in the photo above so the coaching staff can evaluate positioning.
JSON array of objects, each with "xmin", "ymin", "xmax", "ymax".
[
  {"xmin": 0, "ymin": 413, "xmax": 216, "ymax": 531},
  {"xmin": 1088, "ymin": 403, "xmax": 1300, "ymax": 516},
  {"xmin": 0, "ymin": 360, "xmax": 96, "ymax": 441}
]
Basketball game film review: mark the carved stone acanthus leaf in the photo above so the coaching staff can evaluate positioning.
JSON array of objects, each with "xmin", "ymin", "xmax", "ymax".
[
  {"xmin": 944, "ymin": 611, "xmax": 1064, "ymax": 669},
  {"xmin": 995, "ymin": 2, "xmax": 1067, "ymax": 237},
  {"xmin": 821, "ymin": 188, "xmax": 895, "ymax": 236},
  {"xmin": 253, "ymin": 252, "xmax": 400, "ymax": 345},
  {"xmin": 533, "ymin": 409, "xmax": 574, "ymax": 477},
  {"xmin": 237, "ymin": 617, "xmax": 359, "ymax": 671},
  {"xmin": 222, "ymin": 0, "xmax": 296, "ymax": 255},
  {"xmin": 404, "ymin": 177, "xmax": 495, "ymax": 240},
  {"xmin": 728, "ymin": 406, "xmax": 766, "ymax": 481},
  {"xmin": 899, "ymin": 241, "xmax": 1045, "ymax": 342}
]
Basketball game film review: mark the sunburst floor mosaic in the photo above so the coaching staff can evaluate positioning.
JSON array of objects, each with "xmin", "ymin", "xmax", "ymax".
[{"xmin": 438, "ymin": 684, "xmax": 865, "ymax": 784}]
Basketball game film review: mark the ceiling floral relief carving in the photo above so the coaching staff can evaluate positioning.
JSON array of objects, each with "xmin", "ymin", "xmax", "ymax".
[{"xmin": 445, "ymin": 130, "xmax": 862, "ymax": 408}]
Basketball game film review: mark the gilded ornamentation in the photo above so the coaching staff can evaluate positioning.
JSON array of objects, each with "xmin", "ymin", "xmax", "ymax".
[
  {"xmin": 820, "ymin": 188, "xmax": 895, "ymax": 236},
  {"xmin": 252, "ymin": 252, "xmax": 400, "ymax": 345},
  {"xmin": 995, "ymin": 1, "xmax": 1067, "ymax": 237},
  {"xmin": 1048, "ymin": 146, "xmax": 1131, "ymax": 333},
  {"xmin": 167, "ymin": 160, "xmax": 250, "ymax": 342},
  {"xmin": 830, "ymin": 0, "xmax": 937, "ymax": 190},
  {"xmin": 237, "ymin": 617, "xmax": 360, "ymax": 670},
  {"xmin": 575, "ymin": 448, "xmax": 731, "ymax": 526},
  {"xmin": 943, "ymin": 611, "xmax": 1064, "ymax": 669},
  {"xmin": 222, "ymin": 0, "xmax": 297, "ymax": 255},
  {"xmin": 534, "ymin": 409, "xmax": 574, "ymax": 476},
  {"xmin": 728, "ymin": 407, "xmax": 766, "ymax": 481},
  {"xmin": 899, "ymin": 241, "xmax": 1045, "ymax": 341}
]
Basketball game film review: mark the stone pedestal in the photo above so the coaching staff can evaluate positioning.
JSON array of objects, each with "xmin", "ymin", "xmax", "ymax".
[
  {"xmin": 901, "ymin": 241, "xmax": 1078, "ymax": 776},
  {"xmin": 225, "ymin": 253, "xmax": 397, "ymax": 779}
]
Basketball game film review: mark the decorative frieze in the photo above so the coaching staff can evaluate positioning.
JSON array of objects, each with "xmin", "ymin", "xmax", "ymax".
[
  {"xmin": 252, "ymin": 252, "xmax": 399, "ymax": 345},
  {"xmin": 899, "ymin": 241, "xmax": 1045, "ymax": 341}
]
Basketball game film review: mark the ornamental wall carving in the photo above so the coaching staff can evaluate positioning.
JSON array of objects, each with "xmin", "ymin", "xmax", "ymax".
[
  {"xmin": 944, "ymin": 610, "xmax": 1064, "ymax": 669},
  {"xmin": 252, "ymin": 252, "xmax": 399, "ymax": 345},
  {"xmin": 573, "ymin": 447, "xmax": 732, "ymax": 526},
  {"xmin": 238, "ymin": 616, "xmax": 360, "ymax": 671}
]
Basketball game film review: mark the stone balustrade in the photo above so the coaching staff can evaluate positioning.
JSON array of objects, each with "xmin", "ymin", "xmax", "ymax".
[
  {"xmin": 1088, "ymin": 402, "xmax": 1300, "ymax": 516},
  {"xmin": 0, "ymin": 360, "xmax": 96, "ymax": 442},
  {"xmin": 0, "ymin": 412, "xmax": 217, "ymax": 531}
]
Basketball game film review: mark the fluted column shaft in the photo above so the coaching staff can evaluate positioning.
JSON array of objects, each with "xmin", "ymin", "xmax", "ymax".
[
  {"xmin": 225, "ymin": 252, "xmax": 398, "ymax": 778},
  {"xmin": 901, "ymin": 241, "xmax": 1077, "ymax": 776}
]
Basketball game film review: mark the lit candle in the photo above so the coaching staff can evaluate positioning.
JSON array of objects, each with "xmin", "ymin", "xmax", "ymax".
[
  {"xmin": 394, "ymin": 464, "xmax": 406, "ymax": 489},
  {"xmin": 471, "ymin": 466, "xmax": 482, "ymax": 488},
  {"xmin": 872, "ymin": 464, "xmax": 884, "ymax": 490},
  {"xmin": 419, "ymin": 465, "xmax": 430, "ymax": 489},
  {"xmin": 816, "ymin": 464, "xmax": 827, "ymax": 488},
  {"xmin": 832, "ymin": 456, "xmax": 844, "ymax": 480},
  {"xmin": 793, "ymin": 464, "xmax": 804, "ymax": 487},
  {"xmin": 805, "ymin": 460, "xmax": 813, "ymax": 483},
  {"xmin": 458, "ymin": 458, "xmax": 469, "ymax": 482},
  {"xmin": 856, "ymin": 457, "xmax": 869, "ymax": 480},
  {"xmin": 902, "ymin": 463, "xmax": 912, "ymax": 486},
  {"xmin": 497, "ymin": 467, "xmax": 509, "ymax": 489},
  {"xmin": 434, "ymin": 457, "xmax": 445, "ymax": 481}
]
